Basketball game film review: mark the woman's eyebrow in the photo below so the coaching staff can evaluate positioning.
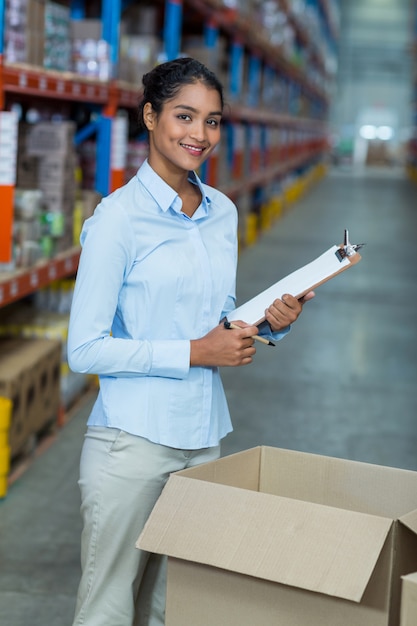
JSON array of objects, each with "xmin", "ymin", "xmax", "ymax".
[{"xmin": 173, "ymin": 104, "xmax": 222, "ymax": 116}]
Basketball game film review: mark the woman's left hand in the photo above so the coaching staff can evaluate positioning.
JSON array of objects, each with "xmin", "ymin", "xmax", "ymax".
[{"xmin": 265, "ymin": 291, "xmax": 315, "ymax": 332}]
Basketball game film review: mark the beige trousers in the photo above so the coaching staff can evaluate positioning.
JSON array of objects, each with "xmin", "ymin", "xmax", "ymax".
[{"xmin": 72, "ymin": 426, "xmax": 220, "ymax": 626}]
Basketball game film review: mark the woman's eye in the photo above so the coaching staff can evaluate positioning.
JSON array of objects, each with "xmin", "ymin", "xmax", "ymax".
[
  {"xmin": 178, "ymin": 114, "xmax": 191, "ymax": 121},
  {"xmin": 207, "ymin": 119, "xmax": 220, "ymax": 127}
]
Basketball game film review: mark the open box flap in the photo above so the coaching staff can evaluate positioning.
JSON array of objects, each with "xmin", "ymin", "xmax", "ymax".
[
  {"xmin": 400, "ymin": 509, "xmax": 417, "ymax": 535},
  {"xmin": 259, "ymin": 446, "xmax": 417, "ymax": 519},
  {"xmin": 137, "ymin": 474, "xmax": 393, "ymax": 602}
]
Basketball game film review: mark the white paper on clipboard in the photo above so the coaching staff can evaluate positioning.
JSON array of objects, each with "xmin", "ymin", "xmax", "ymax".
[{"xmin": 227, "ymin": 245, "xmax": 360, "ymax": 326}]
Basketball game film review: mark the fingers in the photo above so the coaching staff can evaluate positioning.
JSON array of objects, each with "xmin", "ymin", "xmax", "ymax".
[
  {"xmin": 298, "ymin": 290, "xmax": 315, "ymax": 304},
  {"xmin": 265, "ymin": 294, "xmax": 308, "ymax": 330},
  {"xmin": 222, "ymin": 321, "xmax": 257, "ymax": 365},
  {"xmin": 226, "ymin": 321, "xmax": 259, "ymax": 339},
  {"xmin": 191, "ymin": 323, "xmax": 256, "ymax": 367}
]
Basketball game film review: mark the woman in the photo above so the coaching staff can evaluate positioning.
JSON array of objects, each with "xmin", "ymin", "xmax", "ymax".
[{"xmin": 68, "ymin": 57, "xmax": 313, "ymax": 625}]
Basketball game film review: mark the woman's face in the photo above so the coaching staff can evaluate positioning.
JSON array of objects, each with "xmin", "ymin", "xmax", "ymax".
[{"xmin": 144, "ymin": 81, "xmax": 222, "ymax": 177}]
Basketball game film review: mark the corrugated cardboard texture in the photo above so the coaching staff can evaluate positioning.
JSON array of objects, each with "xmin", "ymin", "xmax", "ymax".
[
  {"xmin": 260, "ymin": 447, "xmax": 417, "ymax": 518},
  {"xmin": 401, "ymin": 573, "xmax": 417, "ymax": 626},
  {"xmin": 0, "ymin": 337, "xmax": 61, "ymax": 456},
  {"xmin": 175, "ymin": 446, "xmax": 262, "ymax": 491},
  {"xmin": 138, "ymin": 474, "xmax": 392, "ymax": 601},
  {"xmin": 137, "ymin": 446, "xmax": 417, "ymax": 626},
  {"xmin": 166, "ymin": 555, "xmax": 391, "ymax": 626},
  {"xmin": 399, "ymin": 510, "xmax": 417, "ymax": 535}
]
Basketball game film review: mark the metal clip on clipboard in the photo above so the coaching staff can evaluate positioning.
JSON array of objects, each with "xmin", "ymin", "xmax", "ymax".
[{"xmin": 336, "ymin": 229, "xmax": 366, "ymax": 262}]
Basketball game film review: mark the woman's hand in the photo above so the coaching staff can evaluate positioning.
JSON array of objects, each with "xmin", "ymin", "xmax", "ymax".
[
  {"xmin": 265, "ymin": 291, "xmax": 315, "ymax": 332},
  {"xmin": 190, "ymin": 321, "xmax": 258, "ymax": 367}
]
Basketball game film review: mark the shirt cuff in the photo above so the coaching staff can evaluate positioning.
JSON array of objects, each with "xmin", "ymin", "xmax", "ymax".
[
  {"xmin": 258, "ymin": 320, "xmax": 291, "ymax": 342},
  {"xmin": 149, "ymin": 340, "xmax": 190, "ymax": 379},
  {"xmin": 271, "ymin": 325, "xmax": 291, "ymax": 341}
]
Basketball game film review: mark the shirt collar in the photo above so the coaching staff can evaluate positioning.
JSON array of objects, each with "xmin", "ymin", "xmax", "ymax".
[{"xmin": 136, "ymin": 159, "xmax": 211, "ymax": 215}]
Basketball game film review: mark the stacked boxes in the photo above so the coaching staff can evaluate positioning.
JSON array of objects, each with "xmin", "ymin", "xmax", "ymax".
[
  {"xmin": 43, "ymin": 1, "xmax": 71, "ymax": 71},
  {"xmin": 118, "ymin": 34, "xmax": 160, "ymax": 85},
  {"xmin": 70, "ymin": 19, "xmax": 111, "ymax": 81},
  {"xmin": 4, "ymin": 0, "xmax": 28, "ymax": 63},
  {"xmin": 20, "ymin": 309, "xmax": 90, "ymax": 410},
  {"xmin": 5, "ymin": 0, "xmax": 71, "ymax": 71},
  {"xmin": 70, "ymin": 11, "xmax": 161, "ymax": 84},
  {"xmin": 14, "ymin": 121, "xmax": 101, "ymax": 265},
  {"xmin": 22, "ymin": 121, "xmax": 78, "ymax": 253},
  {"xmin": 119, "ymin": 4, "xmax": 161, "ymax": 84},
  {"xmin": 13, "ymin": 189, "xmax": 45, "ymax": 267},
  {"xmin": 26, "ymin": 0, "xmax": 45, "ymax": 66},
  {"xmin": 0, "ymin": 282, "xmax": 95, "ymax": 409},
  {"xmin": 182, "ymin": 36, "xmax": 228, "ymax": 79},
  {"xmin": 0, "ymin": 337, "xmax": 61, "ymax": 460},
  {"xmin": 16, "ymin": 141, "xmax": 39, "ymax": 189}
]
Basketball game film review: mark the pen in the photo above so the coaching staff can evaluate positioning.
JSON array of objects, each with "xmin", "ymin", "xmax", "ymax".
[{"xmin": 224, "ymin": 320, "xmax": 275, "ymax": 347}]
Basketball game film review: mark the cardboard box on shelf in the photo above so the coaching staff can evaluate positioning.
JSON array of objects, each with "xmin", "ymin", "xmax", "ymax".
[
  {"xmin": 182, "ymin": 35, "xmax": 228, "ymax": 76},
  {"xmin": 37, "ymin": 154, "xmax": 78, "ymax": 186},
  {"xmin": 138, "ymin": 446, "xmax": 417, "ymax": 626},
  {"xmin": 25, "ymin": 121, "xmax": 76, "ymax": 156},
  {"xmin": 26, "ymin": 31, "xmax": 45, "ymax": 67},
  {"xmin": 70, "ymin": 18, "xmax": 102, "ymax": 41},
  {"xmin": 28, "ymin": 0, "xmax": 46, "ymax": 33},
  {"xmin": 43, "ymin": 1, "xmax": 71, "ymax": 71},
  {"xmin": 121, "ymin": 4, "xmax": 159, "ymax": 36},
  {"xmin": 70, "ymin": 19, "xmax": 111, "ymax": 80},
  {"xmin": 0, "ymin": 337, "xmax": 61, "ymax": 458},
  {"xmin": 118, "ymin": 35, "xmax": 160, "ymax": 84},
  {"xmin": 401, "ymin": 573, "xmax": 417, "ymax": 626},
  {"xmin": 16, "ymin": 153, "xmax": 39, "ymax": 189}
]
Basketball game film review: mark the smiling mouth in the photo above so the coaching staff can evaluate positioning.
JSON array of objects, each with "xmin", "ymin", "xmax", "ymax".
[{"xmin": 180, "ymin": 143, "xmax": 206, "ymax": 155}]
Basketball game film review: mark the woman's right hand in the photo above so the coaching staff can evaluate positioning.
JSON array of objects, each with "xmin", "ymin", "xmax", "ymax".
[{"xmin": 190, "ymin": 321, "xmax": 258, "ymax": 367}]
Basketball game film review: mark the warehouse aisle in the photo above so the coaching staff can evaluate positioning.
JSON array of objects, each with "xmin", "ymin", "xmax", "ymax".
[
  {"xmin": 1, "ymin": 164, "xmax": 417, "ymax": 626},
  {"xmin": 221, "ymin": 164, "xmax": 417, "ymax": 466}
]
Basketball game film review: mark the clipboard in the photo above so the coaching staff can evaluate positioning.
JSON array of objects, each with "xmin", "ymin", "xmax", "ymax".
[{"xmin": 227, "ymin": 241, "xmax": 362, "ymax": 327}]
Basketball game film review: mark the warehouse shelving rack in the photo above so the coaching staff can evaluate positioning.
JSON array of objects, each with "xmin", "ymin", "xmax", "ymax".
[{"xmin": 0, "ymin": 0, "xmax": 338, "ymax": 308}]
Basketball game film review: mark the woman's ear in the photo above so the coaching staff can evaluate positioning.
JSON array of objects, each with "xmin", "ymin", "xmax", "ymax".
[{"xmin": 143, "ymin": 103, "xmax": 155, "ymax": 131}]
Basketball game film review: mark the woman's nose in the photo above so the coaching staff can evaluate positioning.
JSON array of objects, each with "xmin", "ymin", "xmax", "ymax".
[{"xmin": 189, "ymin": 121, "xmax": 206, "ymax": 142}]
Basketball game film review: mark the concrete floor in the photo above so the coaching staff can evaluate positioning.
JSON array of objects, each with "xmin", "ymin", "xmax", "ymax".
[{"xmin": 1, "ymin": 164, "xmax": 417, "ymax": 625}]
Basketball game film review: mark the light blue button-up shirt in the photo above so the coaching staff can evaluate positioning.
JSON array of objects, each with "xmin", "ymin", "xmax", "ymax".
[{"xmin": 68, "ymin": 160, "xmax": 287, "ymax": 449}]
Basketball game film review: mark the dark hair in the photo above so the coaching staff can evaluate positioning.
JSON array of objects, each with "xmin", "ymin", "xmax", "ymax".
[{"xmin": 138, "ymin": 57, "xmax": 224, "ymax": 133}]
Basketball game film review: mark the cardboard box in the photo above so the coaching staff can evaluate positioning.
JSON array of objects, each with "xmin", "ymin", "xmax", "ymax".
[
  {"xmin": 137, "ymin": 446, "xmax": 417, "ymax": 626},
  {"xmin": 37, "ymin": 153, "xmax": 78, "ymax": 185},
  {"xmin": 25, "ymin": 121, "xmax": 76, "ymax": 156},
  {"xmin": 0, "ymin": 337, "xmax": 61, "ymax": 457},
  {"xmin": 16, "ymin": 153, "xmax": 39, "ymax": 189},
  {"xmin": 70, "ymin": 18, "xmax": 102, "ymax": 41},
  {"xmin": 401, "ymin": 572, "xmax": 417, "ymax": 626},
  {"xmin": 27, "ymin": 0, "xmax": 46, "ymax": 66},
  {"xmin": 118, "ymin": 35, "xmax": 160, "ymax": 84},
  {"xmin": 121, "ymin": 5, "xmax": 158, "ymax": 36}
]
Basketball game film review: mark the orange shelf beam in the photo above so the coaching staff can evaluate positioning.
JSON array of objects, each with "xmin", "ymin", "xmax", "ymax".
[
  {"xmin": 2, "ymin": 63, "xmax": 139, "ymax": 108},
  {"xmin": 0, "ymin": 247, "xmax": 80, "ymax": 308}
]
